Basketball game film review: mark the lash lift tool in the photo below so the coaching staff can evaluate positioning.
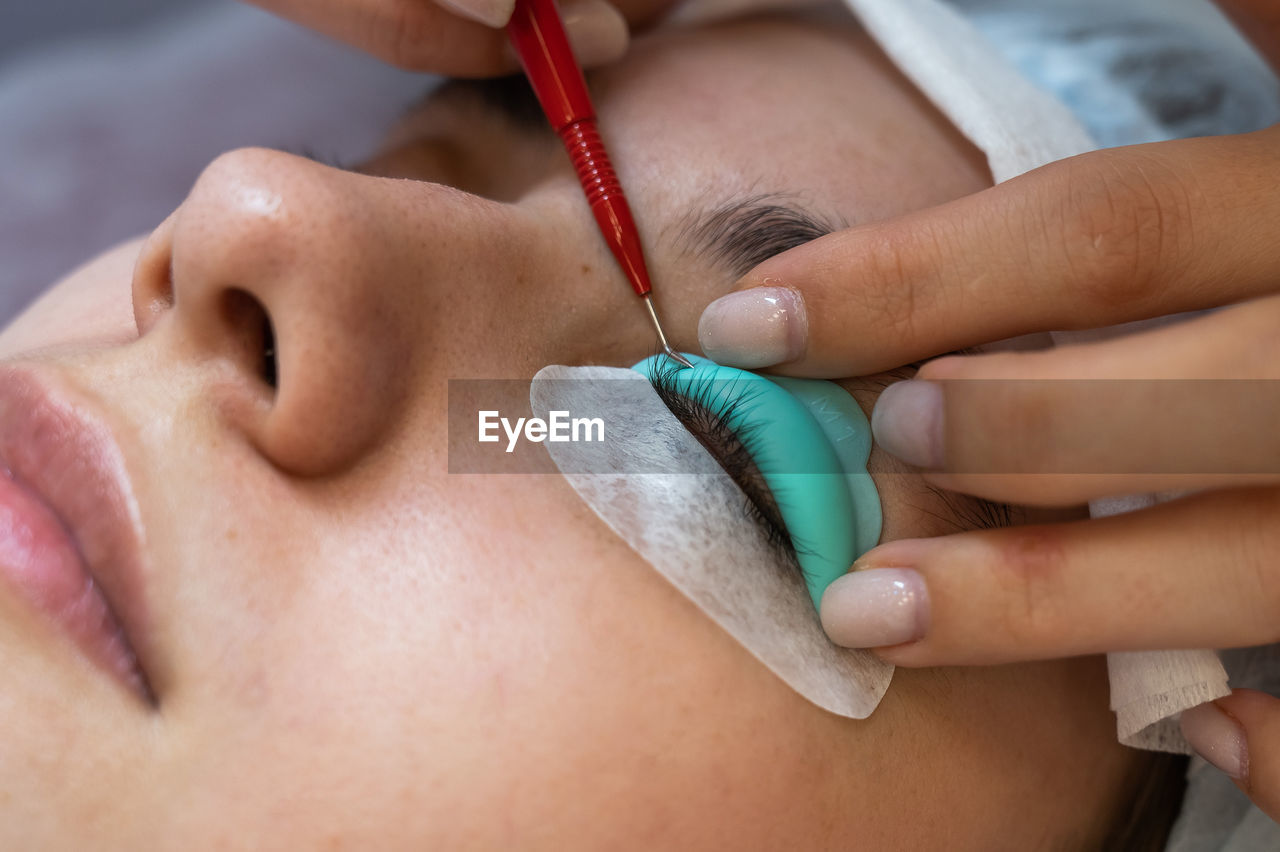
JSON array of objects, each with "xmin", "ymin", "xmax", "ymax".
[{"xmin": 506, "ymin": 0, "xmax": 693, "ymax": 368}]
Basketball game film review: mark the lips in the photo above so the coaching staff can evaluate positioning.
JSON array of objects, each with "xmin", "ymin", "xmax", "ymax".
[{"xmin": 0, "ymin": 368, "xmax": 155, "ymax": 703}]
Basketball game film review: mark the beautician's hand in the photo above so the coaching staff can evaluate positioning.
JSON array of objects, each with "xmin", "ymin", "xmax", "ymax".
[
  {"xmin": 697, "ymin": 0, "xmax": 1280, "ymax": 819},
  {"xmin": 243, "ymin": 0, "xmax": 674, "ymax": 76}
]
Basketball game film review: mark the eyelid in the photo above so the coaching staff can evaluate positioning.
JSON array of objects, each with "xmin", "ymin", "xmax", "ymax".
[
  {"xmin": 648, "ymin": 370, "xmax": 795, "ymax": 556},
  {"xmin": 636, "ymin": 355, "xmax": 876, "ymax": 610}
]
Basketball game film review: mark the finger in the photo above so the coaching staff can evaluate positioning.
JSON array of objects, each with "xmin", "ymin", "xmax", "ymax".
[
  {"xmin": 867, "ymin": 296, "xmax": 1280, "ymax": 505},
  {"xmin": 1182, "ymin": 690, "xmax": 1280, "ymax": 822},
  {"xmin": 818, "ymin": 486, "xmax": 1280, "ymax": 664},
  {"xmin": 697, "ymin": 126, "xmax": 1280, "ymax": 376},
  {"xmin": 248, "ymin": 0, "xmax": 510, "ymax": 74},
  {"xmin": 437, "ymin": 0, "xmax": 675, "ymax": 29},
  {"xmin": 246, "ymin": 0, "xmax": 629, "ymax": 76},
  {"xmin": 436, "ymin": 0, "xmax": 520, "ymax": 28},
  {"xmin": 1215, "ymin": 0, "xmax": 1280, "ymax": 72}
]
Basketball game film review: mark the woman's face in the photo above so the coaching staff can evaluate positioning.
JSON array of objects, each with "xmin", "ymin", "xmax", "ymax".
[{"xmin": 0, "ymin": 16, "xmax": 1138, "ymax": 849}]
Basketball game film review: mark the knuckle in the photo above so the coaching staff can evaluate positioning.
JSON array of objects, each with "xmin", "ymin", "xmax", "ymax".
[
  {"xmin": 1050, "ymin": 153, "xmax": 1198, "ymax": 315},
  {"xmin": 1236, "ymin": 489, "xmax": 1280, "ymax": 643},
  {"xmin": 848, "ymin": 223, "xmax": 933, "ymax": 341},
  {"xmin": 987, "ymin": 528, "xmax": 1073, "ymax": 649}
]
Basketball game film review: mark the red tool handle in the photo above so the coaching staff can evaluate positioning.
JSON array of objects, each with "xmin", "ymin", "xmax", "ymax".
[{"xmin": 507, "ymin": 0, "xmax": 653, "ymax": 297}]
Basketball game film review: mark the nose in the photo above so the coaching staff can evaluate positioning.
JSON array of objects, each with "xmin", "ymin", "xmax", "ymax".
[{"xmin": 132, "ymin": 148, "xmax": 516, "ymax": 476}]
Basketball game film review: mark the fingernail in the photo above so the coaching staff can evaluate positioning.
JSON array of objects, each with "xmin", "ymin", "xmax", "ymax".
[
  {"xmin": 561, "ymin": 0, "xmax": 629, "ymax": 66},
  {"xmin": 871, "ymin": 380, "xmax": 944, "ymax": 469},
  {"xmin": 819, "ymin": 568, "xmax": 929, "ymax": 649},
  {"xmin": 1180, "ymin": 701, "xmax": 1248, "ymax": 780},
  {"xmin": 500, "ymin": 0, "xmax": 627, "ymax": 68},
  {"xmin": 436, "ymin": 0, "xmax": 516, "ymax": 28},
  {"xmin": 698, "ymin": 286, "xmax": 807, "ymax": 368}
]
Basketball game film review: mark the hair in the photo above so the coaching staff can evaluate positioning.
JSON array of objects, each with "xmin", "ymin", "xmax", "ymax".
[
  {"xmin": 1100, "ymin": 750, "xmax": 1189, "ymax": 850},
  {"xmin": 437, "ymin": 73, "xmax": 553, "ymax": 134}
]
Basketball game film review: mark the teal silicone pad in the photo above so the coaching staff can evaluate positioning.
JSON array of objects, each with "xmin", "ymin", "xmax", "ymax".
[
  {"xmin": 633, "ymin": 354, "xmax": 882, "ymax": 609},
  {"xmin": 767, "ymin": 376, "xmax": 882, "ymax": 563}
]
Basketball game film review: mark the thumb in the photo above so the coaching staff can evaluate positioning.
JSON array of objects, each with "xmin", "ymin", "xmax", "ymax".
[
  {"xmin": 1181, "ymin": 689, "xmax": 1280, "ymax": 822},
  {"xmin": 435, "ymin": 0, "xmax": 517, "ymax": 27}
]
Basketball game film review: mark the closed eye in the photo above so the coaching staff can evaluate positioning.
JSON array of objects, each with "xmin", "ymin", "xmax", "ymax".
[
  {"xmin": 648, "ymin": 363, "xmax": 797, "ymax": 560},
  {"xmin": 650, "ymin": 353, "xmax": 1017, "ymax": 556}
]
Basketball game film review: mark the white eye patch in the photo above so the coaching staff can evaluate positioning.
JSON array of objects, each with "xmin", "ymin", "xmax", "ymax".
[{"xmin": 531, "ymin": 365, "xmax": 892, "ymax": 719}]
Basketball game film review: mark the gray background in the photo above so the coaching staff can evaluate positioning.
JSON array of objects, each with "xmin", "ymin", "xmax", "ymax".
[
  {"xmin": 1, "ymin": 0, "xmax": 1275, "ymax": 329},
  {"xmin": 0, "ymin": 0, "xmax": 426, "ymax": 323},
  {"xmin": 1, "ymin": 0, "xmax": 215, "ymax": 69}
]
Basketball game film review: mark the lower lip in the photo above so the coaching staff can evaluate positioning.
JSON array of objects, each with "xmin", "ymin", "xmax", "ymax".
[{"xmin": 0, "ymin": 466, "xmax": 143, "ymax": 693}]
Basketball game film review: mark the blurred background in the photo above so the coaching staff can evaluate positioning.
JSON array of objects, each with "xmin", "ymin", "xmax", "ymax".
[
  {"xmin": 0, "ymin": 0, "xmax": 427, "ymax": 325},
  {"xmin": 1, "ymin": 0, "xmax": 1275, "ymax": 329},
  {"xmin": 2, "ymin": 0, "xmax": 214, "ymax": 66}
]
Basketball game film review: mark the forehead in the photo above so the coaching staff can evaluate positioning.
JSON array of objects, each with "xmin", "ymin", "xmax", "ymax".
[
  {"xmin": 407, "ymin": 16, "xmax": 987, "ymax": 238},
  {"xmin": 587, "ymin": 17, "xmax": 986, "ymax": 227}
]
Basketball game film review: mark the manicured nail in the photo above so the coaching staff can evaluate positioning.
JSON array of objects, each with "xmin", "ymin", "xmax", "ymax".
[
  {"xmin": 698, "ymin": 287, "xmax": 807, "ymax": 368},
  {"xmin": 500, "ymin": 0, "xmax": 628, "ymax": 68},
  {"xmin": 871, "ymin": 380, "xmax": 944, "ymax": 469},
  {"xmin": 560, "ymin": 0, "xmax": 629, "ymax": 66},
  {"xmin": 436, "ymin": 0, "xmax": 516, "ymax": 28},
  {"xmin": 819, "ymin": 568, "xmax": 929, "ymax": 649},
  {"xmin": 1180, "ymin": 701, "xmax": 1247, "ymax": 780}
]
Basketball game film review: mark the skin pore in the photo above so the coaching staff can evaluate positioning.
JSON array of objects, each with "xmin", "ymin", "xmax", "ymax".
[{"xmin": 0, "ymin": 14, "xmax": 1145, "ymax": 850}]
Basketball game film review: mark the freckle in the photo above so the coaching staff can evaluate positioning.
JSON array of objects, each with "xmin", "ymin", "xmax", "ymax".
[
  {"xmin": 226, "ymin": 529, "xmax": 238, "ymax": 542},
  {"xmin": 580, "ymin": 264, "xmax": 591, "ymax": 275}
]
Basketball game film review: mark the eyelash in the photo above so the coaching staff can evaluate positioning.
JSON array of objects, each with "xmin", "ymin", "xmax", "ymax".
[
  {"xmin": 649, "ymin": 351, "xmax": 1016, "ymax": 563},
  {"xmin": 647, "ymin": 360, "xmax": 800, "ymax": 563}
]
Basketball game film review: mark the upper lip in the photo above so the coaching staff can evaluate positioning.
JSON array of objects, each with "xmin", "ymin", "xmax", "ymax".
[{"xmin": 0, "ymin": 366, "xmax": 156, "ymax": 704}]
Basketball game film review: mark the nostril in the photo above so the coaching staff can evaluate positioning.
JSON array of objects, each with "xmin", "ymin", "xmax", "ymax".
[
  {"xmin": 222, "ymin": 290, "xmax": 278, "ymax": 392},
  {"xmin": 131, "ymin": 219, "xmax": 178, "ymax": 336},
  {"xmin": 262, "ymin": 315, "xmax": 278, "ymax": 391}
]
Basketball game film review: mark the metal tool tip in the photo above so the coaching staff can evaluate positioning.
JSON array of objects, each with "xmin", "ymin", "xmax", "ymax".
[
  {"xmin": 641, "ymin": 295, "xmax": 694, "ymax": 368},
  {"xmin": 663, "ymin": 345, "xmax": 695, "ymax": 369}
]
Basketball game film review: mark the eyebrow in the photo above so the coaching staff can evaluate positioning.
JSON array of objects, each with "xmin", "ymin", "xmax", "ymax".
[
  {"xmin": 420, "ymin": 80, "xmax": 842, "ymax": 279},
  {"xmin": 672, "ymin": 193, "xmax": 845, "ymax": 279},
  {"xmin": 428, "ymin": 74, "xmax": 558, "ymax": 135}
]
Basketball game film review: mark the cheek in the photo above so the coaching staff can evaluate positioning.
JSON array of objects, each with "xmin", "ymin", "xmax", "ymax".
[
  {"xmin": 0, "ymin": 237, "xmax": 144, "ymax": 360},
  {"xmin": 145, "ymin": 473, "xmax": 846, "ymax": 846}
]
